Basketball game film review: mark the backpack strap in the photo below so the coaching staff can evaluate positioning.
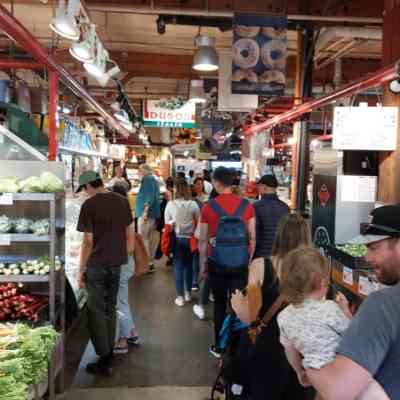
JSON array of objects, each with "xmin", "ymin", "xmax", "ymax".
[
  {"xmin": 208, "ymin": 199, "xmax": 228, "ymax": 217},
  {"xmin": 233, "ymin": 199, "xmax": 250, "ymax": 218}
]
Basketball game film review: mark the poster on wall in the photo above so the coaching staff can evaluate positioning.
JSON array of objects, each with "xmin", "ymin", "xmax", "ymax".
[
  {"xmin": 143, "ymin": 99, "xmax": 196, "ymax": 128},
  {"xmin": 232, "ymin": 14, "xmax": 287, "ymax": 95},
  {"xmin": 333, "ymin": 106, "xmax": 398, "ymax": 151}
]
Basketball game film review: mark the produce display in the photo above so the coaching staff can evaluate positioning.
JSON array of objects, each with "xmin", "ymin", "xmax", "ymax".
[
  {"xmin": 336, "ymin": 244, "xmax": 367, "ymax": 258},
  {"xmin": 0, "ymin": 323, "xmax": 59, "ymax": 400},
  {"xmin": 0, "ymin": 172, "xmax": 63, "ymax": 193},
  {"xmin": 0, "ymin": 256, "xmax": 63, "ymax": 276},
  {"xmin": 0, "ymin": 283, "xmax": 48, "ymax": 322},
  {"xmin": 0, "ymin": 216, "xmax": 50, "ymax": 235}
]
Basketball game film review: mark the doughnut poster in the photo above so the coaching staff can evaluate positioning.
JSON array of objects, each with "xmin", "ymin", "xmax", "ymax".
[{"xmin": 232, "ymin": 14, "xmax": 287, "ymax": 96}]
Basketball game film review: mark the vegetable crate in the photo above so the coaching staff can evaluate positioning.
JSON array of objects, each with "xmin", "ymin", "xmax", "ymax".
[{"xmin": 328, "ymin": 246, "xmax": 372, "ymax": 270}]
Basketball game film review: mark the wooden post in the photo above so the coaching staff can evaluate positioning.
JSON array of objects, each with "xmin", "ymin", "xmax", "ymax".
[
  {"xmin": 379, "ymin": 0, "xmax": 400, "ymax": 203},
  {"xmin": 291, "ymin": 28, "xmax": 304, "ymax": 209}
]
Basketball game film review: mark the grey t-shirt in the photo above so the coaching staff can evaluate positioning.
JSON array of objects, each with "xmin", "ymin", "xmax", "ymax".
[{"xmin": 338, "ymin": 283, "xmax": 400, "ymax": 398}]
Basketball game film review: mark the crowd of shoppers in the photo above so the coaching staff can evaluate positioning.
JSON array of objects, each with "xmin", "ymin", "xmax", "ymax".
[{"xmin": 76, "ymin": 164, "xmax": 400, "ymax": 400}]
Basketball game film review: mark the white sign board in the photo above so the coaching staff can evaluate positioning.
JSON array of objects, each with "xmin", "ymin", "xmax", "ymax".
[
  {"xmin": 333, "ymin": 106, "xmax": 398, "ymax": 151},
  {"xmin": 340, "ymin": 175, "xmax": 377, "ymax": 203},
  {"xmin": 0, "ymin": 234, "xmax": 11, "ymax": 246},
  {"xmin": 0, "ymin": 194, "xmax": 13, "ymax": 205}
]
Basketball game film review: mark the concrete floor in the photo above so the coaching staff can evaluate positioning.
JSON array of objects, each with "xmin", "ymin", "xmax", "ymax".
[{"xmin": 65, "ymin": 262, "xmax": 217, "ymax": 397}]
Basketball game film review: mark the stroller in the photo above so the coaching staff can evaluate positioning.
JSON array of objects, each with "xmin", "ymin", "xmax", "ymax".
[{"xmin": 211, "ymin": 314, "xmax": 253, "ymax": 400}]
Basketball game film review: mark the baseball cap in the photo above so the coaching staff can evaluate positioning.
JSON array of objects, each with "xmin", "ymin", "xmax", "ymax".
[
  {"xmin": 76, "ymin": 170, "xmax": 101, "ymax": 193},
  {"xmin": 349, "ymin": 205, "xmax": 400, "ymax": 245},
  {"xmin": 258, "ymin": 174, "xmax": 278, "ymax": 188}
]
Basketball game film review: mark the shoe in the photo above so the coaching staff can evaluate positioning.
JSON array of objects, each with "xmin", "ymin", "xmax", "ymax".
[
  {"xmin": 184, "ymin": 291, "xmax": 192, "ymax": 302},
  {"xmin": 193, "ymin": 304, "xmax": 205, "ymax": 320},
  {"xmin": 113, "ymin": 345, "xmax": 128, "ymax": 354},
  {"xmin": 148, "ymin": 264, "xmax": 156, "ymax": 273},
  {"xmin": 127, "ymin": 336, "xmax": 140, "ymax": 345},
  {"xmin": 86, "ymin": 359, "xmax": 113, "ymax": 377},
  {"xmin": 191, "ymin": 285, "xmax": 200, "ymax": 292},
  {"xmin": 209, "ymin": 294, "xmax": 215, "ymax": 303},
  {"xmin": 209, "ymin": 345, "xmax": 223, "ymax": 359},
  {"xmin": 175, "ymin": 296, "xmax": 185, "ymax": 307}
]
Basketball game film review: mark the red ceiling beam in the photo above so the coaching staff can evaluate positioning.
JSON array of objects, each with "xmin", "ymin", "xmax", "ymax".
[
  {"xmin": 0, "ymin": 58, "xmax": 44, "ymax": 70},
  {"xmin": 244, "ymin": 63, "xmax": 398, "ymax": 136},
  {"xmin": 0, "ymin": 4, "xmax": 130, "ymax": 137}
]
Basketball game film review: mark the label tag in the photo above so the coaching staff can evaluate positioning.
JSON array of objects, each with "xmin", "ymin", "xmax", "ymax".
[
  {"xmin": 0, "ymin": 194, "xmax": 13, "ymax": 205},
  {"xmin": 0, "ymin": 234, "xmax": 11, "ymax": 246},
  {"xmin": 343, "ymin": 267, "xmax": 354, "ymax": 286},
  {"xmin": 359, "ymin": 276, "xmax": 380, "ymax": 296}
]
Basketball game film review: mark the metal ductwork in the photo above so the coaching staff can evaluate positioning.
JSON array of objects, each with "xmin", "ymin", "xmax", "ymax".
[{"xmin": 315, "ymin": 26, "xmax": 382, "ymax": 70}]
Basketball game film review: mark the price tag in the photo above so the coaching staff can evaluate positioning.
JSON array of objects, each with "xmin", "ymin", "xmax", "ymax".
[
  {"xmin": 343, "ymin": 266, "xmax": 354, "ymax": 286},
  {"xmin": 0, "ymin": 234, "xmax": 11, "ymax": 246},
  {"xmin": 0, "ymin": 193, "xmax": 13, "ymax": 205}
]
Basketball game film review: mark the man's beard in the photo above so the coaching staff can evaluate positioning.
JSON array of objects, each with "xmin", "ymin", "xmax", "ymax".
[{"xmin": 377, "ymin": 267, "xmax": 400, "ymax": 286}]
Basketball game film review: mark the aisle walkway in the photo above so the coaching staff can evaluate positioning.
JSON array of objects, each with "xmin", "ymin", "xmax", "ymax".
[{"xmin": 68, "ymin": 263, "xmax": 216, "ymax": 390}]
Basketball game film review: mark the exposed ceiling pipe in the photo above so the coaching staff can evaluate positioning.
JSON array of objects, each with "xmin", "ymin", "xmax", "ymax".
[
  {"xmin": 85, "ymin": 4, "xmax": 382, "ymax": 24},
  {"xmin": 0, "ymin": 4, "xmax": 130, "ymax": 137},
  {"xmin": 244, "ymin": 62, "xmax": 398, "ymax": 136},
  {"xmin": 0, "ymin": 59, "xmax": 44, "ymax": 70}
]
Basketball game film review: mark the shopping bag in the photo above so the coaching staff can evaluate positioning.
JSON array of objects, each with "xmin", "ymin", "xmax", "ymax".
[{"xmin": 134, "ymin": 233, "xmax": 149, "ymax": 276}]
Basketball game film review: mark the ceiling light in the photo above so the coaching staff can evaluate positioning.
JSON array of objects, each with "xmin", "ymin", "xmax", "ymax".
[
  {"xmin": 189, "ymin": 79, "xmax": 206, "ymax": 104},
  {"xmin": 111, "ymin": 101, "xmax": 120, "ymax": 112},
  {"xmin": 288, "ymin": 137, "xmax": 296, "ymax": 145},
  {"xmin": 63, "ymin": 105, "xmax": 71, "ymax": 114},
  {"xmin": 84, "ymin": 39, "xmax": 107, "ymax": 78},
  {"xmin": 96, "ymin": 64, "xmax": 121, "ymax": 87},
  {"xmin": 389, "ymin": 79, "xmax": 400, "ymax": 94},
  {"xmin": 70, "ymin": 23, "xmax": 96, "ymax": 63},
  {"xmin": 192, "ymin": 35, "xmax": 219, "ymax": 72},
  {"xmin": 50, "ymin": 0, "xmax": 81, "ymax": 41},
  {"xmin": 114, "ymin": 109, "xmax": 130, "ymax": 124}
]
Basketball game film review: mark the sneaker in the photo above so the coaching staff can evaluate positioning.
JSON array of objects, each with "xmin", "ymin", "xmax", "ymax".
[
  {"xmin": 148, "ymin": 264, "xmax": 156, "ymax": 273},
  {"xmin": 191, "ymin": 285, "xmax": 200, "ymax": 292},
  {"xmin": 127, "ymin": 336, "xmax": 140, "ymax": 345},
  {"xmin": 193, "ymin": 304, "xmax": 205, "ymax": 320},
  {"xmin": 175, "ymin": 296, "xmax": 185, "ymax": 307},
  {"xmin": 86, "ymin": 360, "xmax": 113, "ymax": 377},
  {"xmin": 113, "ymin": 345, "xmax": 128, "ymax": 354},
  {"xmin": 184, "ymin": 291, "xmax": 192, "ymax": 302},
  {"xmin": 209, "ymin": 294, "xmax": 215, "ymax": 303},
  {"xmin": 209, "ymin": 345, "xmax": 223, "ymax": 359}
]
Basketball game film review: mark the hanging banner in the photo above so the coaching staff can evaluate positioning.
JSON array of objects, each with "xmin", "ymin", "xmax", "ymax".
[
  {"xmin": 143, "ymin": 99, "xmax": 197, "ymax": 128},
  {"xmin": 232, "ymin": 14, "xmax": 287, "ymax": 95}
]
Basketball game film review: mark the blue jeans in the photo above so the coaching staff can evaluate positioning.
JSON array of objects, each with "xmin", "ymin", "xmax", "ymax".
[
  {"xmin": 173, "ymin": 238, "xmax": 194, "ymax": 296},
  {"xmin": 116, "ymin": 257, "xmax": 136, "ymax": 339},
  {"xmin": 192, "ymin": 252, "xmax": 200, "ymax": 287}
]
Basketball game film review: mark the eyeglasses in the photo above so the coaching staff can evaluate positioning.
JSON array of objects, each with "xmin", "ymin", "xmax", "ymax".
[{"xmin": 361, "ymin": 223, "xmax": 400, "ymax": 236}]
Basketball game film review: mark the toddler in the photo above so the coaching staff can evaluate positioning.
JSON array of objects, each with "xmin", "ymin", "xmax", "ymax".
[{"xmin": 277, "ymin": 246, "xmax": 388, "ymax": 400}]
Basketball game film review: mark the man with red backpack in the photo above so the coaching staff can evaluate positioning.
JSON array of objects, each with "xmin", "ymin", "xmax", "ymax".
[{"xmin": 199, "ymin": 167, "xmax": 256, "ymax": 358}]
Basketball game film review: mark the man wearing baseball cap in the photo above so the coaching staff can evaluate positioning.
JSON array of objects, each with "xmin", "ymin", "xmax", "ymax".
[
  {"xmin": 76, "ymin": 170, "xmax": 134, "ymax": 376},
  {"xmin": 253, "ymin": 174, "xmax": 289, "ymax": 258},
  {"xmin": 311, "ymin": 205, "xmax": 400, "ymax": 399}
]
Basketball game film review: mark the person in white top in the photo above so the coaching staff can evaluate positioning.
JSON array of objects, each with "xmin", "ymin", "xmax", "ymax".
[
  {"xmin": 277, "ymin": 246, "xmax": 389, "ymax": 400},
  {"xmin": 165, "ymin": 179, "xmax": 200, "ymax": 307}
]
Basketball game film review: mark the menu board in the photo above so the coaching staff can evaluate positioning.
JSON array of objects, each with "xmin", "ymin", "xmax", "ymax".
[
  {"xmin": 340, "ymin": 175, "xmax": 377, "ymax": 203},
  {"xmin": 333, "ymin": 106, "xmax": 398, "ymax": 151}
]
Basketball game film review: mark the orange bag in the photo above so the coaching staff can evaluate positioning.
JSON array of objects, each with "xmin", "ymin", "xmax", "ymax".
[
  {"xmin": 190, "ymin": 235, "xmax": 199, "ymax": 253},
  {"xmin": 161, "ymin": 224, "xmax": 175, "ymax": 256}
]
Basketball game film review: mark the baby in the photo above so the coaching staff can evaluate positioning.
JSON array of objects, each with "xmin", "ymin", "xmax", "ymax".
[{"xmin": 277, "ymin": 246, "xmax": 388, "ymax": 400}]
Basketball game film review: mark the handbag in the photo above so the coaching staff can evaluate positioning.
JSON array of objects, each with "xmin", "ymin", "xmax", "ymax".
[
  {"xmin": 161, "ymin": 224, "xmax": 176, "ymax": 256},
  {"xmin": 133, "ymin": 233, "xmax": 149, "ymax": 276}
]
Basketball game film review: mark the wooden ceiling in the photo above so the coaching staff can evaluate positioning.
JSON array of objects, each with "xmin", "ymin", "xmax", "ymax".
[{"xmin": 0, "ymin": 0, "xmax": 385, "ymax": 102}]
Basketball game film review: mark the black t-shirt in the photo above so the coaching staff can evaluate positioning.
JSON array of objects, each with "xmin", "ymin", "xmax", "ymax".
[{"xmin": 77, "ymin": 191, "xmax": 133, "ymax": 267}]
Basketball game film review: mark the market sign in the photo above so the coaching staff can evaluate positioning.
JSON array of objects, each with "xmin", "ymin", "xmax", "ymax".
[
  {"xmin": 143, "ymin": 99, "xmax": 197, "ymax": 128},
  {"xmin": 333, "ymin": 106, "xmax": 398, "ymax": 151}
]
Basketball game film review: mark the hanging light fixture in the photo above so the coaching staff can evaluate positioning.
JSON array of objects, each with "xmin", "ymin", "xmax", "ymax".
[
  {"xmin": 114, "ymin": 109, "xmax": 130, "ymax": 124},
  {"xmin": 192, "ymin": 35, "xmax": 219, "ymax": 72},
  {"xmin": 189, "ymin": 79, "xmax": 206, "ymax": 104},
  {"xmin": 96, "ymin": 63, "xmax": 121, "ymax": 87},
  {"xmin": 70, "ymin": 23, "xmax": 96, "ymax": 63},
  {"xmin": 84, "ymin": 39, "xmax": 107, "ymax": 78},
  {"xmin": 50, "ymin": 0, "xmax": 81, "ymax": 41}
]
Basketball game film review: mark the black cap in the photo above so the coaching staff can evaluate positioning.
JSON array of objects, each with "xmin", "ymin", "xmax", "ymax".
[
  {"xmin": 349, "ymin": 205, "xmax": 400, "ymax": 245},
  {"xmin": 258, "ymin": 174, "xmax": 278, "ymax": 188}
]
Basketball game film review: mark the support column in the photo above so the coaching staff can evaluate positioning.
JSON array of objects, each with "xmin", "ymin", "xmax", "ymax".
[
  {"xmin": 379, "ymin": 0, "xmax": 400, "ymax": 203},
  {"xmin": 48, "ymin": 70, "xmax": 58, "ymax": 161}
]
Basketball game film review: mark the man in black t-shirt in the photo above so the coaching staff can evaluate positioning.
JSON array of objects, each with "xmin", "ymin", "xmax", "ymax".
[{"xmin": 76, "ymin": 171, "xmax": 134, "ymax": 376}]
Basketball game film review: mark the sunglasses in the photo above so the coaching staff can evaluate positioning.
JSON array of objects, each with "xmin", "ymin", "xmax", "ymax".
[{"xmin": 361, "ymin": 223, "xmax": 400, "ymax": 236}]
